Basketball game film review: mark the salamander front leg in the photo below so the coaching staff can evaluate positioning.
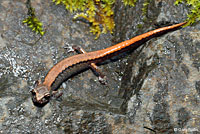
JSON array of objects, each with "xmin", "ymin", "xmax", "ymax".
[
  {"xmin": 72, "ymin": 45, "xmax": 107, "ymax": 85},
  {"xmin": 51, "ymin": 90, "xmax": 63, "ymax": 101}
]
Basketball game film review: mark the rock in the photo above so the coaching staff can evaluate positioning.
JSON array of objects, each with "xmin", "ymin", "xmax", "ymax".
[{"xmin": 0, "ymin": 0, "xmax": 199, "ymax": 133}]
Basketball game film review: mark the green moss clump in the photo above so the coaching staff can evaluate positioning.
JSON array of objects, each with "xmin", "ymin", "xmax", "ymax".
[
  {"xmin": 52, "ymin": 0, "xmax": 138, "ymax": 39},
  {"xmin": 23, "ymin": 0, "xmax": 44, "ymax": 36},
  {"xmin": 142, "ymin": 0, "xmax": 151, "ymax": 16},
  {"xmin": 23, "ymin": 14, "xmax": 44, "ymax": 36},
  {"xmin": 53, "ymin": 0, "xmax": 115, "ymax": 39},
  {"xmin": 175, "ymin": 0, "xmax": 200, "ymax": 26},
  {"xmin": 122, "ymin": 0, "xmax": 137, "ymax": 6}
]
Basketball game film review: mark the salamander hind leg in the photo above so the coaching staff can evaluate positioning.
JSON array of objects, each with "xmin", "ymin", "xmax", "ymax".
[{"xmin": 72, "ymin": 45, "xmax": 107, "ymax": 85}]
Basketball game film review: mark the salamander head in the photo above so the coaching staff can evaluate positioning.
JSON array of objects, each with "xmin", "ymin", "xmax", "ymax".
[{"xmin": 31, "ymin": 80, "xmax": 51, "ymax": 106}]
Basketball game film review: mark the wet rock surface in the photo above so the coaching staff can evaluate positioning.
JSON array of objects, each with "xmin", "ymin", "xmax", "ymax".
[{"xmin": 0, "ymin": 0, "xmax": 199, "ymax": 134}]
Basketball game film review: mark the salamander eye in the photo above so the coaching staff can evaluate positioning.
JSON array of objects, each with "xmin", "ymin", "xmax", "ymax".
[
  {"xmin": 44, "ymin": 94, "xmax": 50, "ymax": 100},
  {"xmin": 31, "ymin": 90, "xmax": 36, "ymax": 96}
]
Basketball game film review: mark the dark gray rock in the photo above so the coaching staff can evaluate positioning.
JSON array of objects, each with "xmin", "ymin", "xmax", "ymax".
[{"xmin": 0, "ymin": 0, "xmax": 199, "ymax": 134}]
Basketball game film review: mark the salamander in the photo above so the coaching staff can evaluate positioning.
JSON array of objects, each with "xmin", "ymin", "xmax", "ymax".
[{"xmin": 31, "ymin": 22, "xmax": 186, "ymax": 106}]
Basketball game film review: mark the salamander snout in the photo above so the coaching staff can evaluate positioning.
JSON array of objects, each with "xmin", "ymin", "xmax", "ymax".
[{"xmin": 31, "ymin": 82, "xmax": 50, "ymax": 106}]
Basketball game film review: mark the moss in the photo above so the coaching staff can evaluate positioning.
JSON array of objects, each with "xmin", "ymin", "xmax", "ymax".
[
  {"xmin": 53, "ymin": 0, "xmax": 115, "ymax": 39},
  {"xmin": 53, "ymin": 0, "xmax": 138, "ymax": 39},
  {"xmin": 137, "ymin": 24, "xmax": 143, "ymax": 29},
  {"xmin": 23, "ymin": 0, "xmax": 44, "ymax": 36},
  {"xmin": 23, "ymin": 0, "xmax": 199, "ymax": 38},
  {"xmin": 175, "ymin": 0, "xmax": 200, "ymax": 26},
  {"xmin": 122, "ymin": 0, "xmax": 137, "ymax": 6},
  {"xmin": 142, "ymin": 0, "xmax": 151, "ymax": 16}
]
